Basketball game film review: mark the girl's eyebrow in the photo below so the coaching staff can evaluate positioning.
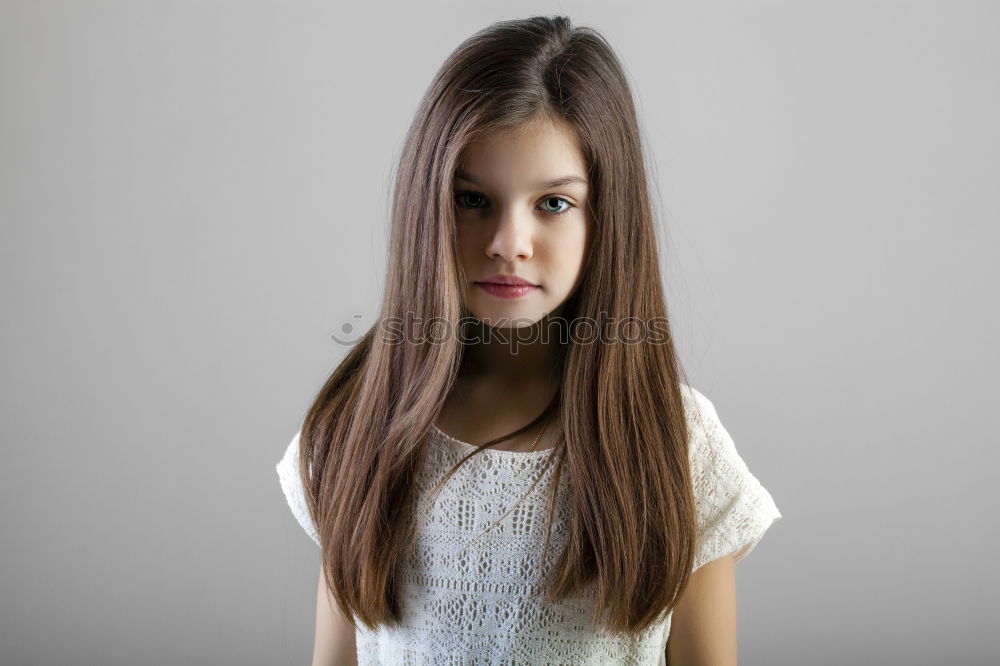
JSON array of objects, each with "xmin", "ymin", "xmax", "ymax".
[{"xmin": 455, "ymin": 170, "xmax": 588, "ymax": 189}]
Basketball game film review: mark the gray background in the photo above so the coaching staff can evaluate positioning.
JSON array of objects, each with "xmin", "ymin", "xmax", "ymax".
[{"xmin": 2, "ymin": 1, "xmax": 997, "ymax": 664}]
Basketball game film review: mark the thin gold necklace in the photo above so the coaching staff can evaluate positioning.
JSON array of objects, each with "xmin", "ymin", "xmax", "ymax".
[
  {"xmin": 526, "ymin": 412, "xmax": 553, "ymax": 452},
  {"xmin": 450, "ymin": 411, "xmax": 558, "ymax": 558}
]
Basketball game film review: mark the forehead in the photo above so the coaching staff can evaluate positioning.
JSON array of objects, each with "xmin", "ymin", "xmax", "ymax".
[{"xmin": 456, "ymin": 118, "xmax": 587, "ymax": 188}]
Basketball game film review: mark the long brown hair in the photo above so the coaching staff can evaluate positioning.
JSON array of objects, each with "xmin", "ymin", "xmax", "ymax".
[{"xmin": 298, "ymin": 15, "xmax": 697, "ymax": 636}]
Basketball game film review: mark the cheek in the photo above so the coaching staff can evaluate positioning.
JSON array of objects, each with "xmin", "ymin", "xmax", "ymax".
[
  {"xmin": 454, "ymin": 228, "xmax": 478, "ymax": 267},
  {"xmin": 539, "ymin": 226, "xmax": 587, "ymax": 282},
  {"xmin": 559, "ymin": 223, "xmax": 588, "ymax": 269}
]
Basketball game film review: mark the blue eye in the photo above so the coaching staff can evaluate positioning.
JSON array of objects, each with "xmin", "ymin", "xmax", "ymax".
[
  {"xmin": 453, "ymin": 191, "xmax": 575, "ymax": 217},
  {"xmin": 539, "ymin": 196, "xmax": 572, "ymax": 215}
]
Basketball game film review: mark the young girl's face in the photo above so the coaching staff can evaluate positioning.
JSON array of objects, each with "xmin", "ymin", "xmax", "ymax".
[{"xmin": 453, "ymin": 117, "xmax": 590, "ymax": 328}]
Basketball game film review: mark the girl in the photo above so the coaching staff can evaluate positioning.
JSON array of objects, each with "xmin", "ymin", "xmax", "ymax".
[{"xmin": 277, "ymin": 15, "xmax": 781, "ymax": 666}]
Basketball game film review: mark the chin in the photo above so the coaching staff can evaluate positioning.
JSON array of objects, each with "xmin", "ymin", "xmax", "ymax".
[{"xmin": 466, "ymin": 303, "xmax": 547, "ymax": 329}]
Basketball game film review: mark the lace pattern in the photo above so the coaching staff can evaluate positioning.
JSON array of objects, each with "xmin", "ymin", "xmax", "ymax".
[{"xmin": 275, "ymin": 384, "xmax": 782, "ymax": 664}]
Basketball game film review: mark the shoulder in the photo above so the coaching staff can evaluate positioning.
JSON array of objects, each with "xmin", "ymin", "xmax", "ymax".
[
  {"xmin": 275, "ymin": 429, "xmax": 321, "ymax": 547},
  {"xmin": 678, "ymin": 382, "xmax": 719, "ymax": 423},
  {"xmin": 676, "ymin": 382, "xmax": 783, "ymax": 571},
  {"xmin": 678, "ymin": 382, "xmax": 724, "ymax": 453},
  {"xmin": 677, "ymin": 381, "xmax": 751, "ymax": 480}
]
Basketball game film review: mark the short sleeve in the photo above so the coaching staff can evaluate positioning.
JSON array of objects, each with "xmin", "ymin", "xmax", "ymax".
[
  {"xmin": 275, "ymin": 429, "xmax": 321, "ymax": 547},
  {"xmin": 682, "ymin": 385, "xmax": 782, "ymax": 573}
]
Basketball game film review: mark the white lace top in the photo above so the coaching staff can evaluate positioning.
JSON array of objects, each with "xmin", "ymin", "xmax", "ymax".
[{"xmin": 276, "ymin": 384, "xmax": 782, "ymax": 665}]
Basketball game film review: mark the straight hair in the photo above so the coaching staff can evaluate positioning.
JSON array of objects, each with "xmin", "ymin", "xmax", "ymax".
[{"xmin": 297, "ymin": 15, "xmax": 697, "ymax": 635}]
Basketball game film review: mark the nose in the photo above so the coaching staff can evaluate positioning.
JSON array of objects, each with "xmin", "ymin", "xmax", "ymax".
[{"xmin": 485, "ymin": 207, "xmax": 533, "ymax": 262}]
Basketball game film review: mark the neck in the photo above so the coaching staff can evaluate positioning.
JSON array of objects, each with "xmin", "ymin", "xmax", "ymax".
[{"xmin": 459, "ymin": 320, "xmax": 563, "ymax": 384}]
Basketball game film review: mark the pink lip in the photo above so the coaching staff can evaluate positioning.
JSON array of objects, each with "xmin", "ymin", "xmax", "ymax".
[
  {"xmin": 476, "ymin": 282, "xmax": 539, "ymax": 299},
  {"xmin": 477, "ymin": 274, "xmax": 539, "ymax": 287},
  {"xmin": 474, "ymin": 274, "xmax": 540, "ymax": 299}
]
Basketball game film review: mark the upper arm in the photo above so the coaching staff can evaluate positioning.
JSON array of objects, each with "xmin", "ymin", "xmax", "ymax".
[
  {"xmin": 665, "ymin": 553, "xmax": 737, "ymax": 666},
  {"xmin": 682, "ymin": 385, "xmax": 782, "ymax": 573},
  {"xmin": 665, "ymin": 386, "xmax": 781, "ymax": 665},
  {"xmin": 276, "ymin": 433, "xmax": 355, "ymax": 664},
  {"xmin": 313, "ymin": 565, "xmax": 358, "ymax": 666},
  {"xmin": 276, "ymin": 429, "xmax": 322, "ymax": 547}
]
